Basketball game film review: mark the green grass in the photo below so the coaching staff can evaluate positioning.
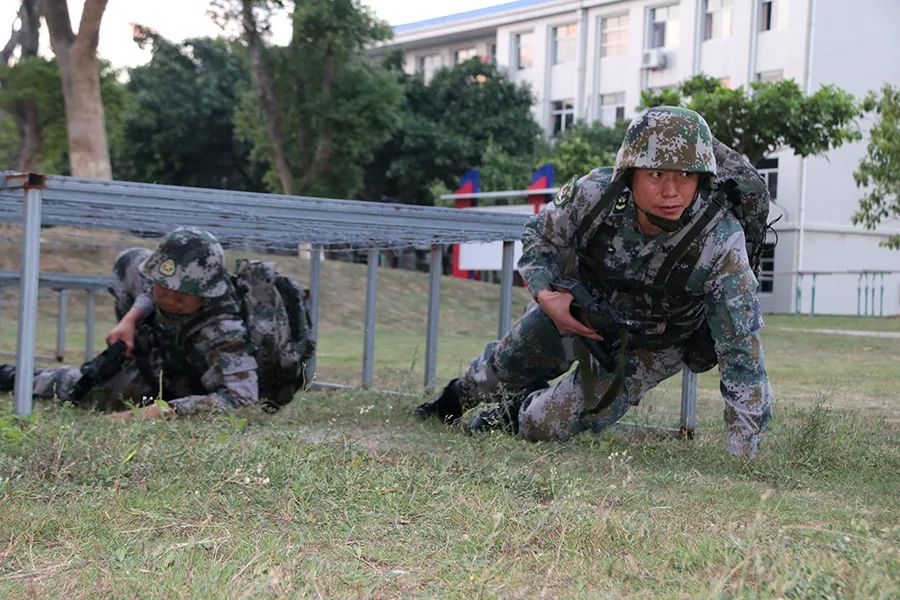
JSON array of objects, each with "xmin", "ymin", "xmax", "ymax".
[{"xmin": 0, "ymin": 227, "xmax": 898, "ymax": 597}]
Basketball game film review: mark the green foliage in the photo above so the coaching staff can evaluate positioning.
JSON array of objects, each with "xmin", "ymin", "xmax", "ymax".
[
  {"xmin": 114, "ymin": 32, "xmax": 266, "ymax": 191},
  {"xmin": 0, "ymin": 57, "xmax": 66, "ymax": 172},
  {"xmin": 853, "ymin": 84, "xmax": 899, "ymax": 249},
  {"xmin": 0, "ymin": 56, "xmax": 127, "ymax": 175},
  {"xmin": 478, "ymin": 138, "xmax": 535, "ymax": 193},
  {"xmin": 237, "ymin": 0, "xmax": 403, "ymax": 198},
  {"xmin": 364, "ymin": 58, "xmax": 543, "ymax": 204},
  {"xmin": 538, "ymin": 120, "xmax": 628, "ymax": 183},
  {"xmin": 640, "ymin": 74, "xmax": 861, "ymax": 164}
]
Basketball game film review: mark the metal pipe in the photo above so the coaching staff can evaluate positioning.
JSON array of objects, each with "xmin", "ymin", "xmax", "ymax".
[
  {"xmin": 864, "ymin": 273, "xmax": 870, "ymax": 317},
  {"xmin": 56, "ymin": 289, "xmax": 69, "ymax": 361},
  {"xmin": 85, "ymin": 289, "xmax": 96, "ymax": 360},
  {"xmin": 14, "ymin": 177, "xmax": 44, "ymax": 416},
  {"xmin": 857, "ymin": 273, "xmax": 862, "ymax": 316},
  {"xmin": 810, "ymin": 273, "xmax": 817, "ymax": 316},
  {"xmin": 679, "ymin": 367, "xmax": 697, "ymax": 439},
  {"xmin": 795, "ymin": 273, "xmax": 803, "ymax": 315},
  {"xmin": 362, "ymin": 250, "xmax": 379, "ymax": 387},
  {"xmin": 307, "ymin": 245, "xmax": 322, "ymax": 382},
  {"xmin": 424, "ymin": 244, "xmax": 443, "ymax": 389},
  {"xmin": 498, "ymin": 240, "xmax": 515, "ymax": 338}
]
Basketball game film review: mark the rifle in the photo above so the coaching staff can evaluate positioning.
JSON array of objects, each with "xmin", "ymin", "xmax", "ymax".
[{"xmin": 68, "ymin": 340, "xmax": 128, "ymax": 405}]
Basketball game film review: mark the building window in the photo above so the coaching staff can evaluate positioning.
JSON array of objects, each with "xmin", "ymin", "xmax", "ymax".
[
  {"xmin": 454, "ymin": 47, "xmax": 477, "ymax": 64},
  {"xmin": 514, "ymin": 31, "xmax": 534, "ymax": 70},
  {"xmin": 648, "ymin": 4, "xmax": 680, "ymax": 50},
  {"xmin": 756, "ymin": 157, "xmax": 778, "ymax": 200},
  {"xmin": 490, "ymin": 43, "xmax": 497, "ymax": 63},
  {"xmin": 418, "ymin": 54, "xmax": 442, "ymax": 83},
  {"xmin": 756, "ymin": 69, "xmax": 783, "ymax": 82},
  {"xmin": 759, "ymin": 243, "xmax": 775, "ymax": 293},
  {"xmin": 704, "ymin": 0, "xmax": 733, "ymax": 41},
  {"xmin": 759, "ymin": 0, "xmax": 786, "ymax": 31},
  {"xmin": 599, "ymin": 92, "xmax": 626, "ymax": 125},
  {"xmin": 600, "ymin": 14, "xmax": 629, "ymax": 57},
  {"xmin": 551, "ymin": 99, "xmax": 575, "ymax": 136},
  {"xmin": 551, "ymin": 23, "xmax": 577, "ymax": 64}
]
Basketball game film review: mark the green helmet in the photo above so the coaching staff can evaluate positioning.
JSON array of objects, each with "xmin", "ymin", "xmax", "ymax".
[
  {"xmin": 140, "ymin": 227, "xmax": 229, "ymax": 298},
  {"xmin": 612, "ymin": 106, "xmax": 717, "ymax": 182}
]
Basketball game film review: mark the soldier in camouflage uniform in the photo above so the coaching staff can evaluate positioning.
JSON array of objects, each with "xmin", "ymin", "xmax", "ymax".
[
  {"xmin": 0, "ymin": 227, "xmax": 259, "ymax": 419},
  {"xmin": 415, "ymin": 106, "xmax": 773, "ymax": 458}
]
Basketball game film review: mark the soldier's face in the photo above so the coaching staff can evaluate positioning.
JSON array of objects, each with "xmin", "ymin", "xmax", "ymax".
[
  {"xmin": 631, "ymin": 168, "xmax": 699, "ymax": 231},
  {"xmin": 152, "ymin": 284, "xmax": 204, "ymax": 314}
]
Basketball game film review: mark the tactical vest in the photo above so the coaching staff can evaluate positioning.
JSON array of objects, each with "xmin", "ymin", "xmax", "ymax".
[
  {"xmin": 133, "ymin": 292, "xmax": 244, "ymax": 400},
  {"xmin": 574, "ymin": 177, "xmax": 728, "ymax": 354}
]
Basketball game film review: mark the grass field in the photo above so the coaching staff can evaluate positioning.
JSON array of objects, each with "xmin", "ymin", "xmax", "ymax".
[{"xmin": 0, "ymin": 228, "xmax": 897, "ymax": 598}]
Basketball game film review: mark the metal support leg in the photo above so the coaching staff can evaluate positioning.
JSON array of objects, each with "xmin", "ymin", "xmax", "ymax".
[
  {"xmin": 14, "ymin": 179, "xmax": 44, "ymax": 417},
  {"xmin": 424, "ymin": 244, "xmax": 442, "ymax": 390},
  {"xmin": 679, "ymin": 367, "xmax": 697, "ymax": 439},
  {"xmin": 362, "ymin": 250, "xmax": 379, "ymax": 387},
  {"xmin": 56, "ymin": 290, "xmax": 69, "ymax": 361},
  {"xmin": 498, "ymin": 240, "xmax": 514, "ymax": 339},
  {"xmin": 85, "ymin": 289, "xmax": 96, "ymax": 360},
  {"xmin": 810, "ymin": 273, "xmax": 817, "ymax": 316},
  {"xmin": 307, "ymin": 245, "xmax": 322, "ymax": 382}
]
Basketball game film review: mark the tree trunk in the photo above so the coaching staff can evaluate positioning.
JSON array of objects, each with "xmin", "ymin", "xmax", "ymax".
[
  {"xmin": 240, "ymin": 0, "xmax": 293, "ymax": 195},
  {"xmin": 295, "ymin": 52, "xmax": 335, "ymax": 192},
  {"xmin": 1, "ymin": 0, "xmax": 43, "ymax": 172},
  {"xmin": 42, "ymin": 0, "xmax": 112, "ymax": 179},
  {"xmin": 14, "ymin": 100, "xmax": 42, "ymax": 171}
]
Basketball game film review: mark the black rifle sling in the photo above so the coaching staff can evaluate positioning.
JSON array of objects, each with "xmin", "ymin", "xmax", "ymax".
[
  {"xmin": 578, "ymin": 328, "xmax": 633, "ymax": 419},
  {"xmin": 651, "ymin": 194, "xmax": 727, "ymax": 296}
]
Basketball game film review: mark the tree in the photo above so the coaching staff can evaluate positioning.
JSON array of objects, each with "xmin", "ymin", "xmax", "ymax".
[
  {"xmin": 216, "ymin": 0, "xmax": 402, "ymax": 198},
  {"xmin": 641, "ymin": 74, "xmax": 860, "ymax": 165},
  {"xmin": 114, "ymin": 29, "xmax": 266, "ymax": 191},
  {"xmin": 365, "ymin": 58, "xmax": 542, "ymax": 205},
  {"xmin": 216, "ymin": 0, "xmax": 295, "ymax": 194},
  {"xmin": 538, "ymin": 120, "xmax": 629, "ymax": 183},
  {"xmin": 0, "ymin": 0, "xmax": 42, "ymax": 171},
  {"xmin": 42, "ymin": 0, "xmax": 113, "ymax": 178},
  {"xmin": 853, "ymin": 84, "xmax": 900, "ymax": 249}
]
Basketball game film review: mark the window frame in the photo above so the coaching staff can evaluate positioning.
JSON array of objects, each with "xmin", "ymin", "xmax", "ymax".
[
  {"xmin": 600, "ymin": 13, "xmax": 630, "ymax": 58},
  {"xmin": 551, "ymin": 99, "xmax": 575, "ymax": 136},
  {"xmin": 599, "ymin": 91, "xmax": 626, "ymax": 125},
  {"xmin": 551, "ymin": 22, "xmax": 578, "ymax": 65},
  {"xmin": 703, "ymin": 0, "xmax": 734, "ymax": 41},
  {"xmin": 647, "ymin": 4, "xmax": 680, "ymax": 50},
  {"xmin": 513, "ymin": 31, "xmax": 534, "ymax": 70}
]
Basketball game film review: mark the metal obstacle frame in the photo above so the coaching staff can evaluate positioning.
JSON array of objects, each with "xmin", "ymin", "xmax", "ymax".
[{"xmin": 0, "ymin": 172, "xmax": 698, "ymax": 438}]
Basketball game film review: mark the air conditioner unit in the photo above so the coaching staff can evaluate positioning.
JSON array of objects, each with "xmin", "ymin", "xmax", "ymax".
[{"xmin": 641, "ymin": 49, "xmax": 668, "ymax": 70}]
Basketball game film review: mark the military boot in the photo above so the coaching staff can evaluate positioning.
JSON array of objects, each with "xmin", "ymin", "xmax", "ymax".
[
  {"xmin": 413, "ymin": 378, "xmax": 464, "ymax": 423},
  {"xmin": 466, "ymin": 382, "xmax": 548, "ymax": 435},
  {"xmin": 0, "ymin": 364, "xmax": 15, "ymax": 393}
]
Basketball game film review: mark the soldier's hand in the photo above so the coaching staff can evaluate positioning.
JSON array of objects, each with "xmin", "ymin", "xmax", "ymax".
[
  {"xmin": 537, "ymin": 289, "xmax": 603, "ymax": 340},
  {"xmin": 106, "ymin": 321, "xmax": 136, "ymax": 355}
]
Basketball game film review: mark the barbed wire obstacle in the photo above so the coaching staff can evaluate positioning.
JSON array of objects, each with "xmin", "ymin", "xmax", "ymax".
[{"xmin": 0, "ymin": 176, "xmax": 530, "ymax": 253}]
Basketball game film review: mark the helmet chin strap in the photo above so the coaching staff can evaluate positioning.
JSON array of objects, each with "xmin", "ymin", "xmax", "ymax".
[{"xmin": 636, "ymin": 206, "xmax": 683, "ymax": 232}]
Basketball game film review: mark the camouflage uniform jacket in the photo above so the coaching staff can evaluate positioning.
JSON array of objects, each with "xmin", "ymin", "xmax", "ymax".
[
  {"xmin": 518, "ymin": 143, "xmax": 773, "ymax": 455},
  {"xmin": 124, "ymin": 262, "xmax": 259, "ymax": 415}
]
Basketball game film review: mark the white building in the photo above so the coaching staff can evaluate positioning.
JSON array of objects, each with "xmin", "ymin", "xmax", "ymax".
[{"xmin": 370, "ymin": 0, "xmax": 900, "ymax": 316}]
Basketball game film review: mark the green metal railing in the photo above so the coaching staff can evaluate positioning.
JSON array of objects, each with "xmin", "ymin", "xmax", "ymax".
[{"xmin": 792, "ymin": 270, "xmax": 896, "ymax": 316}]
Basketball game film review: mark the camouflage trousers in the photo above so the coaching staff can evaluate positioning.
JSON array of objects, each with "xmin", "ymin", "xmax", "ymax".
[
  {"xmin": 32, "ymin": 248, "xmax": 162, "ymax": 406},
  {"xmin": 458, "ymin": 302, "xmax": 686, "ymax": 441}
]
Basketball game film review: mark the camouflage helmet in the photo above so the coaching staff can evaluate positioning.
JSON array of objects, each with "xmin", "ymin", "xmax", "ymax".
[
  {"xmin": 612, "ymin": 106, "xmax": 717, "ymax": 181},
  {"xmin": 140, "ymin": 227, "xmax": 228, "ymax": 297}
]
